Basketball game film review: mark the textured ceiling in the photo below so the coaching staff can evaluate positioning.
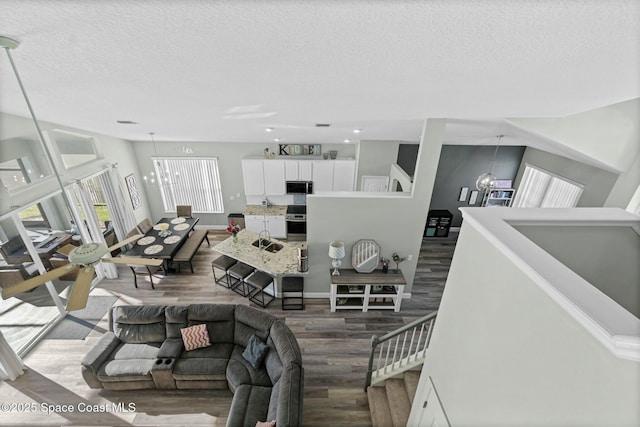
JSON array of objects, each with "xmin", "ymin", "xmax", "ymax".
[{"xmin": 1, "ymin": 0, "xmax": 638, "ymax": 144}]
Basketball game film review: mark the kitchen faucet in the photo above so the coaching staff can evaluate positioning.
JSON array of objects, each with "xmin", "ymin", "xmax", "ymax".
[{"xmin": 258, "ymin": 229, "xmax": 271, "ymax": 251}]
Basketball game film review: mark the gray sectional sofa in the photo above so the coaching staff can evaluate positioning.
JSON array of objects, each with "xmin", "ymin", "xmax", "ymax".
[{"xmin": 81, "ymin": 304, "xmax": 303, "ymax": 427}]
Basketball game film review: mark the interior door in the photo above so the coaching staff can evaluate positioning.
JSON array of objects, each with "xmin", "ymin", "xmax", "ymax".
[{"xmin": 361, "ymin": 176, "xmax": 389, "ymax": 192}]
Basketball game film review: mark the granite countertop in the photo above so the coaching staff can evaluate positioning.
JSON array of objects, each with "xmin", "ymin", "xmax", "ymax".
[
  {"xmin": 243, "ymin": 205, "xmax": 287, "ymax": 216},
  {"xmin": 213, "ymin": 229, "xmax": 306, "ymax": 276}
]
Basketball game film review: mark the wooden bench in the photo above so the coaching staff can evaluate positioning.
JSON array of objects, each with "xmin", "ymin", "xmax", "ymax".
[{"xmin": 172, "ymin": 229, "xmax": 210, "ymax": 273}]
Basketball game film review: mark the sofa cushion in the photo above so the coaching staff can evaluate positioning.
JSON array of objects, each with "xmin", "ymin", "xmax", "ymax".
[
  {"xmin": 111, "ymin": 305, "xmax": 167, "ymax": 343},
  {"xmin": 181, "ymin": 323, "xmax": 211, "ymax": 351},
  {"xmin": 227, "ymin": 346, "xmax": 272, "ymax": 391},
  {"xmin": 234, "ymin": 304, "xmax": 276, "ymax": 346},
  {"xmin": 97, "ymin": 359, "xmax": 156, "ymax": 382},
  {"xmin": 172, "ymin": 358, "xmax": 228, "ymax": 381},
  {"xmin": 111, "ymin": 342, "xmax": 161, "ymax": 360},
  {"xmin": 226, "ymin": 384, "xmax": 272, "ymax": 427},
  {"xmin": 179, "ymin": 342, "xmax": 233, "ymax": 359},
  {"xmin": 187, "ymin": 304, "xmax": 235, "ymax": 343},
  {"xmin": 165, "ymin": 305, "xmax": 189, "ymax": 339},
  {"xmin": 242, "ymin": 334, "xmax": 269, "ymax": 369}
]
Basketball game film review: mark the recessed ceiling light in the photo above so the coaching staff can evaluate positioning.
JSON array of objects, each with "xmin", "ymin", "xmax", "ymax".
[
  {"xmin": 353, "ymin": 129, "xmax": 362, "ymax": 134},
  {"xmin": 343, "ymin": 139, "xmax": 351, "ymax": 143},
  {"xmin": 274, "ymin": 138, "xmax": 281, "ymax": 142},
  {"xmin": 117, "ymin": 120, "xmax": 138, "ymax": 124},
  {"xmin": 265, "ymin": 127, "xmax": 274, "ymax": 132}
]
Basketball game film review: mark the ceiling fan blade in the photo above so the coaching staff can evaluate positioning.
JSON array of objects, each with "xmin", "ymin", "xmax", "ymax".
[
  {"xmin": 1, "ymin": 263, "xmax": 80, "ymax": 299},
  {"xmin": 56, "ymin": 243, "xmax": 76, "ymax": 256},
  {"xmin": 104, "ymin": 256, "xmax": 163, "ymax": 267},
  {"xmin": 65, "ymin": 264, "xmax": 95, "ymax": 311},
  {"xmin": 107, "ymin": 233, "xmax": 144, "ymax": 252}
]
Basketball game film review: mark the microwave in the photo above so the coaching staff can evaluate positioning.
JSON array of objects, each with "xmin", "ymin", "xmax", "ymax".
[{"xmin": 286, "ymin": 181, "xmax": 313, "ymax": 195}]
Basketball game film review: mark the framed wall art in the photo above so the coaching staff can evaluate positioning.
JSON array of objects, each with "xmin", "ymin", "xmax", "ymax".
[
  {"xmin": 125, "ymin": 174, "xmax": 142, "ymax": 210},
  {"xmin": 469, "ymin": 190, "xmax": 479, "ymax": 205},
  {"xmin": 458, "ymin": 187, "xmax": 469, "ymax": 202}
]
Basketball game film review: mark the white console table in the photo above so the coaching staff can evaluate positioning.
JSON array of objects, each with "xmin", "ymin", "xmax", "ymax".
[{"xmin": 329, "ymin": 269, "xmax": 406, "ymax": 312}]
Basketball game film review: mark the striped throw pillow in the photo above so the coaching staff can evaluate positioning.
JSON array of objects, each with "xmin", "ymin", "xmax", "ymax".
[{"xmin": 180, "ymin": 324, "xmax": 211, "ymax": 351}]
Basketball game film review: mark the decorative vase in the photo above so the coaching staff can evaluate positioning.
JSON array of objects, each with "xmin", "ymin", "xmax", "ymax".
[{"xmin": 233, "ymin": 233, "xmax": 238, "ymax": 243}]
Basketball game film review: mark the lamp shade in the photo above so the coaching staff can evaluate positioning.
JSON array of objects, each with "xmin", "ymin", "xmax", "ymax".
[{"xmin": 328, "ymin": 241, "xmax": 345, "ymax": 259}]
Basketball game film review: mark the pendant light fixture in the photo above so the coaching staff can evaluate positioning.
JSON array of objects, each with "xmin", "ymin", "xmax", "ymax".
[
  {"xmin": 475, "ymin": 134, "xmax": 503, "ymax": 192},
  {"xmin": 142, "ymin": 132, "xmax": 179, "ymax": 186}
]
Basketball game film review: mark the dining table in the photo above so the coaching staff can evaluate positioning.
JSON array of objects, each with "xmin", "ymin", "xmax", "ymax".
[{"xmin": 123, "ymin": 217, "xmax": 199, "ymax": 270}]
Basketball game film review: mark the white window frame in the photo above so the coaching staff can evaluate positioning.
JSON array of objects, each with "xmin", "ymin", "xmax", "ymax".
[
  {"xmin": 154, "ymin": 157, "xmax": 224, "ymax": 214},
  {"xmin": 513, "ymin": 164, "xmax": 584, "ymax": 208}
]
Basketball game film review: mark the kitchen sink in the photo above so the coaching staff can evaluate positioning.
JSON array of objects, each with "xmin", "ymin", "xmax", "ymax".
[
  {"xmin": 251, "ymin": 239, "xmax": 284, "ymax": 253},
  {"xmin": 263, "ymin": 243, "xmax": 284, "ymax": 253},
  {"xmin": 252, "ymin": 239, "xmax": 271, "ymax": 248}
]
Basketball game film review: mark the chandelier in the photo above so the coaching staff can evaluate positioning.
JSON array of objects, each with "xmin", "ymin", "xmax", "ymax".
[
  {"xmin": 475, "ymin": 134, "xmax": 503, "ymax": 192},
  {"xmin": 142, "ymin": 132, "xmax": 179, "ymax": 186}
]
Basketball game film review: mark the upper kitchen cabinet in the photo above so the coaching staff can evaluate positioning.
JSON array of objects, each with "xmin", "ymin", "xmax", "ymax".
[
  {"xmin": 333, "ymin": 160, "xmax": 356, "ymax": 191},
  {"xmin": 312, "ymin": 159, "xmax": 356, "ymax": 192},
  {"xmin": 242, "ymin": 159, "xmax": 265, "ymax": 195},
  {"xmin": 285, "ymin": 160, "xmax": 313, "ymax": 181},
  {"xmin": 263, "ymin": 160, "xmax": 286, "ymax": 195},
  {"xmin": 312, "ymin": 160, "xmax": 334, "ymax": 192}
]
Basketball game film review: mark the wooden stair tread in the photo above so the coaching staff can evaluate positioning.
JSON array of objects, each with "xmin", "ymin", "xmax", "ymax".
[
  {"xmin": 367, "ymin": 386, "xmax": 393, "ymax": 427},
  {"xmin": 385, "ymin": 378, "xmax": 411, "ymax": 427},
  {"xmin": 404, "ymin": 370, "xmax": 421, "ymax": 405}
]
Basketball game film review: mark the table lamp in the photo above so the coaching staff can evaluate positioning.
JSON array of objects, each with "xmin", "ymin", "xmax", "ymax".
[{"xmin": 328, "ymin": 241, "xmax": 345, "ymax": 276}]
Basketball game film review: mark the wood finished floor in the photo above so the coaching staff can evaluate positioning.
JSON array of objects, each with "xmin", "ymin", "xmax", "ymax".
[{"xmin": 0, "ymin": 231, "xmax": 457, "ymax": 427}]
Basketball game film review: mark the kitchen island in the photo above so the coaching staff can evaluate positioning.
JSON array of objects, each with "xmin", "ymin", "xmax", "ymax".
[{"xmin": 213, "ymin": 229, "xmax": 305, "ymax": 277}]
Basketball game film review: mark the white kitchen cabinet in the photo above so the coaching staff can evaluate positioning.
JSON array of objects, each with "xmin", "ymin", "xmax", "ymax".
[
  {"xmin": 284, "ymin": 160, "xmax": 313, "ymax": 181},
  {"xmin": 265, "ymin": 215, "xmax": 287, "ymax": 238},
  {"xmin": 263, "ymin": 160, "xmax": 286, "ymax": 195},
  {"xmin": 242, "ymin": 159, "xmax": 265, "ymax": 195},
  {"xmin": 244, "ymin": 215, "xmax": 265, "ymax": 234},
  {"xmin": 312, "ymin": 160, "xmax": 334, "ymax": 192},
  {"xmin": 285, "ymin": 160, "xmax": 299, "ymax": 181},
  {"xmin": 244, "ymin": 214, "xmax": 286, "ymax": 238},
  {"xmin": 333, "ymin": 160, "xmax": 356, "ymax": 191},
  {"xmin": 298, "ymin": 161, "xmax": 313, "ymax": 181}
]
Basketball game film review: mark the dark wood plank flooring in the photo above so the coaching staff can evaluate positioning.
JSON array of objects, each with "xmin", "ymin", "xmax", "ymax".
[{"xmin": 0, "ymin": 231, "xmax": 457, "ymax": 427}]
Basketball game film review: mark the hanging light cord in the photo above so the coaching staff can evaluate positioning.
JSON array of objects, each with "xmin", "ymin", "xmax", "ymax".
[
  {"xmin": 3, "ymin": 43, "xmax": 76, "ymax": 216},
  {"xmin": 488, "ymin": 134, "xmax": 504, "ymax": 174}
]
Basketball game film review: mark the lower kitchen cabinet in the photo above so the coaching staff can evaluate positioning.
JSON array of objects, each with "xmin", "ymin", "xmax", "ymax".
[
  {"xmin": 329, "ymin": 269, "xmax": 406, "ymax": 312},
  {"xmin": 244, "ymin": 214, "xmax": 286, "ymax": 238}
]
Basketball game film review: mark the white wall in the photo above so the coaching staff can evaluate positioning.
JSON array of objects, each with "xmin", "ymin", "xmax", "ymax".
[
  {"xmin": 355, "ymin": 140, "xmax": 400, "ymax": 190},
  {"xmin": 509, "ymin": 98, "xmax": 640, "ymax": 174},
  {"xmin": 130, "ymin": 140, "xmax": 356, "ymax": 226},
  {"xmin": 0, "ymin": 113, "xmax": 150, "ymax": 222},
  {"xmin": 304, "ymin": 119, "xmax": 445, "ymax": 294},
  {"xmin": 409, "ymin": 223, "xmax": 640, "ymax": 426}
]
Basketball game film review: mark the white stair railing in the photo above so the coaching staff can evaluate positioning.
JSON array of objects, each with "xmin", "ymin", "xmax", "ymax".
[{"xmin": 365, "ymin": 311, "xmax": 437, "ymax": 389}]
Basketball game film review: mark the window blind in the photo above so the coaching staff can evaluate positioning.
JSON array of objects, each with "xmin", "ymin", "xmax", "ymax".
[
  {"xmin": 154, "ymin": 158, "xmax": 224, "ymax": 213},
  {"xmin": 513, "ymin": 164, "xmax": 583, "ymax": 208}
]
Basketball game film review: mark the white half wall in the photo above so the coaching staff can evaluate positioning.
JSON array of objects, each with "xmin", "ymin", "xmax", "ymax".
[
  {"xmin": 305, "ymin": 119, "xmax": 445, "ymax": 294},
  {"xmin": 409, "ymin": 214, "xmax": 640, "ymax": 426}
]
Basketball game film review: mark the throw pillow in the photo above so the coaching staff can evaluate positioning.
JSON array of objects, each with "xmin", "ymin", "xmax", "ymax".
[
  {"xmin": 242, "ymin": 334, "xmax": 269, "ymax": 369},
  {"xmin": 255, "ymin": 420, "xmax": 276, "ymax": 427},
  {"xmin": 180, "ymin": 324, "xmax": 211, "ymax": 351}
]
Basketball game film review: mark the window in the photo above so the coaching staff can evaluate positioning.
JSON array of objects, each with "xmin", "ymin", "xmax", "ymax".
[
  {"xmin": 513, "ymin": 164, "xmax": 584, "ymax": 208},
  {"xmin": 154, "ymin": 158, "xmax": 224, "ymax": 213},
  {"xmin": 18, "ymin": 203, "xmax": 50, "ymax": 228},
  {"xmin": 51, "ymin": 129, "xmax": 99, "ymax": 169}
]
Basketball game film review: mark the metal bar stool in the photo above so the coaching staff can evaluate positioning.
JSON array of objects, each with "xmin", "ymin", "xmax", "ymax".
[
  {"xmin": 211, "ymin": 255, "xmax": 237, "ymax": 288},
  {"xmin": 281, "ymin": 276, "xmax": 304, "ymax": 310},
  {"xmin": 246, "ymin": 270, "xmax": 276, "ymax": 308},
  {"xmin": 227, "ymin": 262, "xmax": 254, "ymax": 297}
]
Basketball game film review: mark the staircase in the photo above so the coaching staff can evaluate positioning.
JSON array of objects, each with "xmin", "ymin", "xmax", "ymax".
[
  {"xmin": 365, "ymin": 311, "xmax": 437, "ymax": 427},
  {"xmin": 367, "ymin": 370, "xmax": 421, "ymax": 427}
]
